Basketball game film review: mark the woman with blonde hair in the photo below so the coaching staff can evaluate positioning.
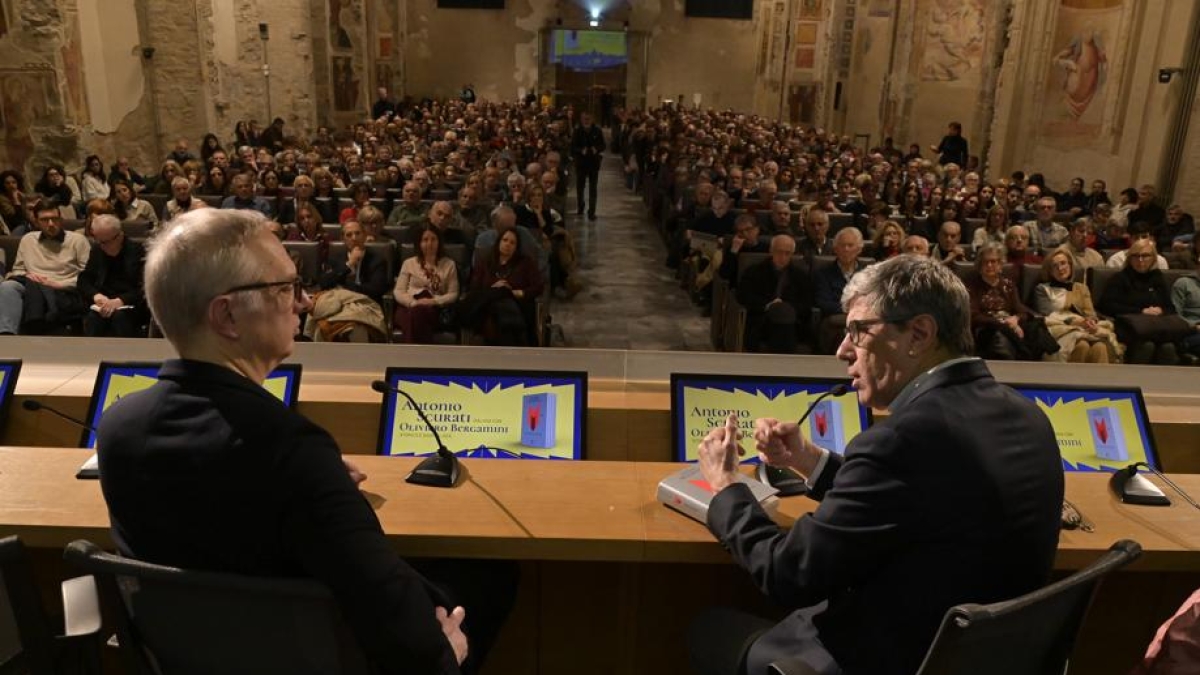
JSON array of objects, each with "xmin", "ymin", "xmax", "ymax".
[{"xmin": 1033, "ymin": 247, "xmax": 1120, "ymax": 363}]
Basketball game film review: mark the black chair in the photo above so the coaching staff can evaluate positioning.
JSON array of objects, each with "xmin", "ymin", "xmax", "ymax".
[
  {"xmin": 768, "ymin": 539, "xmax": 1142, "ymax": 675},
  {"xmin": 0, "ymin": 535, "xmax": 101, "ymax": 675},
  {"xmin": 63, "ymin": 540, "xmax": 370, "ymax": 675}
]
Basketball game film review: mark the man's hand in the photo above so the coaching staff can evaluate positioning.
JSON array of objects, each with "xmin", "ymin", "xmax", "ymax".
[
  {"xmin": 347, "ymin": 247, "xmax": 365, "ymax": 269},
  {"xmin": 491, "ymin": 279, "xmax": 510, "ymax": 289},
  {"xmin": 436, "ymin": 606, "xmax": 469, "ymax": 665},
  {"xmin": 753, "ymin": 418, "xmax": 823, "ymax": 477},
  {"xmin": 99, "ymin": 297, "xmax": 125, "ymax": 318},
  {"xmin": 730, "ymin": 235, "xmax": 747, "ymax": 253},
  {"xmin": 697, "ymin": 414, "xmax": 742, "ymax": 493},
  {"xmin": 342, "ymin": 457, "xmax": 367, "ymax": 485},
  {"xmin": 1144, "ymin": 306, "xmax": 1164, "ymax": 316},
  {"xmin": 26, "ymin": 273, "xmax": 62, "ymax": 290}
]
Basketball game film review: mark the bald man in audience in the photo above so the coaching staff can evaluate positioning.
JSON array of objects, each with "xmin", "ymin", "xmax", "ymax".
[
  {"xmin": 78, "ymin": 214, "xmax": 147, "ymax": 337},
  {"xmin": 388, "ymin": 181, "xmax": 429, "ymax": 228},
  {"xmin": 735, "ymin": 234, "xmax": 814, "ymax": 354},
  {"xmin": 902, "ymin": 234, "xmax": 931, "ymax": 256}
]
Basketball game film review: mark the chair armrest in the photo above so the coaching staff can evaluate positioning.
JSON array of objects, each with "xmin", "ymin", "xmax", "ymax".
[
  {"xmin": 61, "ymin": 575, "xmax": 102, "ymax": 637},
  {"xmin": 768, "ymin": 657, "xmax": 822, "ymax": 675}
]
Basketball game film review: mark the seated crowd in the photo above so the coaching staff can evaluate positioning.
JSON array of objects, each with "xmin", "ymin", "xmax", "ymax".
[
  {"xmin": 0, "ymin": 101, "xmax": 593, "ymax": 345},
  {"xmin": 621, "ymin": 106, "xmax": 1200, "ymax": 365}
]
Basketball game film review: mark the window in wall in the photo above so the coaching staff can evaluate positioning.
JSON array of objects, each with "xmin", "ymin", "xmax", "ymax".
[{"xmin": 685, "ymin": 0, "xmax": 753, "ymax": 20}]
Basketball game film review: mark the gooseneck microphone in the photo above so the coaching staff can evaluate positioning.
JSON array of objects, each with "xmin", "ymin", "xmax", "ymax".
[
  {"xmin": 1110, "ymin": 461, "xmax": 1200, "ymax": 510},
  {"xmin": 757, "ymin": 384, "xmax": 853, "ymax": 497},
  {"xmin": 22, "ymin": 399, "xmax": 97, "ymax": 434},
  {"xmin": 23, "ymin": 399, "xmax": 102, "ymax": 479},
  {"xmin": 371, "ymin": 380, "xmax": 461, "ymax": 488}
]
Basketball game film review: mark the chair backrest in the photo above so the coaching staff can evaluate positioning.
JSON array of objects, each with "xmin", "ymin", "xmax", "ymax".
[
  {"xmin": 64, "ymin": 540, "xmax": 369, "ymax": 675},
  {"xmin": 0, "ymin": 535, "xmax": 56, "ymax": 675},
  {"xmin": 1087, "ymin": 266, "xmax": 1120, "ymax": 309},
  {"xmin": 121, "ymin": 220, "xmax": 153, "ymax": 239},
  {"xmin": 282, "ymin": 241, "xmax": 323, "ymax": 286},
  {"xmin": 915, "ymin": 539, "xmax": 1141, "ymax": 675}
]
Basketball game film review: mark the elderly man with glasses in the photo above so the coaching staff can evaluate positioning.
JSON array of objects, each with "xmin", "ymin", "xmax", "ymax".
[
  {"xmin": 1024, "ymin": 196, "xmax": 1069, "ymax": 255},
  {"xmin": 77, "ymin": 214, "xmax": 147, "ymax": 337},
  {"xmin": 95, "ymin": 208, "xmax": 515, "ymax": 675},
  {"xmin": 690, "ymin": 255, "xmax": 1063, "ymax": 675}
]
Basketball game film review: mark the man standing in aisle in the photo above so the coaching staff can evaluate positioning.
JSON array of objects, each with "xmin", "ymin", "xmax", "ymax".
[{"xmin": 571, "ymin": 111, "xmax": 605, "ymax": 221}]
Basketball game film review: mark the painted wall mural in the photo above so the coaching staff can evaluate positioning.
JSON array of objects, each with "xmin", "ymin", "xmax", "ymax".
[
  {"xmin": 1039, "ymin": 0, "xmax": 1123, "ymax": 146},
  {"xmin": 919, "ymin": 0, "xmax": 985, "ymax": 82}
]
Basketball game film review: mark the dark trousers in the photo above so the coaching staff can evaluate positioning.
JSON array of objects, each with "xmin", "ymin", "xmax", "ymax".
[
  {"xmin": 83, "ymin": 307, "xmax": 147, "ymax": 338},
  {"xmin": 575, "ymin": 161, "xmax": 600, "ymax": 216},
  {"xmin": 689, "ymin": 605, "xmax": 841, "ymax": 675},
  {"xmin": 411, "ymin": 558, "xmax": 520, "ymax": 675}
]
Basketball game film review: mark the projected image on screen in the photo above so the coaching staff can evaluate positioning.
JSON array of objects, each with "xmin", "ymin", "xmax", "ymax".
[
  {"xmin": 377, "ymin": 368, "xmax": 587, "ymax": 460},
  {"xmin": 82, "ymin": 362, "xmax": 302, "ymax": 448},
  {"xmin": 1013, "ymin": 385, "xmax": 1160, "ymax": 472},
  {"xmin": 671, "ymin": 374, "xmax": 871, "ymax": 463},
  {"xmin": 548, "ymin": 30, "xmax": 628, "ymax": 70}
]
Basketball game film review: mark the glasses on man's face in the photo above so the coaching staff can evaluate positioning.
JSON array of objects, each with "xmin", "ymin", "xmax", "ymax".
[
  {"xmin": 95, "ymin": 231, "xmax": 123, "ymax": 246},
  {"xmin": 845, "ymin": 316, "xmax": 909, "ymax": 347},
  {"xmin": 223, "ymin": 278, "xmax": 305, "ymax": 303},
  {"xmin": 1129, "ymin": 253, "xmax": 1156, "ymax": 260}
]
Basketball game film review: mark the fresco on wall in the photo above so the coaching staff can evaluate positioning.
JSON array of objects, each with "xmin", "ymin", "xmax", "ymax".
[
  {"xmin": 798, "ymin": 0, "xmax": 822, "ymax": 21},
  {"xmin": 919, "ymin": 0, "xmax": 984, "ymax": 82},
  {"xmin": 60, "ymin": 16, "xmax": 89, "ymax": 126},
  {"xmin": 1039, "ymin": 0, "xmax": 1122, "ymax": 146},
  {"xmin": 332, "ymin": 55, "xmax": 359, "ymax": 111},
  {"xmin": 0, "ymin": 66, "xmax": 57, "ymax": 175}
]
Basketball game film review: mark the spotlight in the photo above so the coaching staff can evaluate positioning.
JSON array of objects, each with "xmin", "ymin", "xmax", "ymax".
[{"xmin": 589, "ymin": 18, "xmax": 599, "ymax": 27}]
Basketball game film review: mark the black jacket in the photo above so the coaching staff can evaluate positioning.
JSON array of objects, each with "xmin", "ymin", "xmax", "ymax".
[
  {"xmin": 97, "ymin": 360, "xmax": 460, "ymax": 674},
  {"xmin": 77, "ymin": 238, "xmax": 146, "ymax": 308},
  {"xmin": 708, "ymin": 359, "xmax": 1063, "ymax": 675},
  {"xmin": 571, "ymin": 124, "xmax": 605, "ymax": 168},
  {"xmin": 1099, "ymin": 266, "xmax": 1175, "ymax": 317},
  {"xmin": 320, "ymin": 246, "xmax": 391, "ymax": 302}
]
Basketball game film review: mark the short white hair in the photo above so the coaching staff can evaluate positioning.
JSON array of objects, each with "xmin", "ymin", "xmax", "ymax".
[
  {"xmin": 91, "ymin": 214, "xmax": 121, "ymax": 236},
  {"xmin": 145, "ymin": 209, "xmax": 271, "ymax": 350},
  {"xmin": 834, "ymin": 227, "xmax": 863, "ymax": 246}
]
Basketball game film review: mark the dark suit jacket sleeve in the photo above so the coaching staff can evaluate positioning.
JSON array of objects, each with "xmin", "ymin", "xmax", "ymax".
[
  {"xmin": 736, "ymin": 263, "xmax": 775, "ymax": 312},
  {"xmin": 814, "ymin": 266, "xmax": 843, "ymax": 316},
  {"xmin": 76, "ymin": 244, "xmax": 104, "ymax": 304},
  {"xmin": 706, "ymin": 425, "xmax": 911, "ymax": 609},
  {"xmin": 117, "ymin": 242, "xmax": 147, "ymax": 307},
  {"xmin": 278, "ymin": 424, "xmax": 460, "ymax": 675}
]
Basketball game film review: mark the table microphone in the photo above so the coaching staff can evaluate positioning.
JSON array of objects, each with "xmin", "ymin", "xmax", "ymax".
[
  {"xmin": 757, "ymin": 384, "xmax": 851, "ymax": 497},
  {"xmin": 23, "ymin": 400, "xmax": 101, "ymax": 480},
  {"xmin": 1110, "ymin": 462, "xmax": 1200, "ymax": 510},
  {"xmin": 371, "ymin": 380, "xmax": 461, "ymax": 488},
  {"xmin": 22, "ymin": 399, "xmax": 96, "ymax": 435}
]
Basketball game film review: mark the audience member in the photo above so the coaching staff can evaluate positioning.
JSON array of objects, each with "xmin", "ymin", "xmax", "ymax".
[
  {"xmin": 735, "ymin": 234, "xmax": 812, "ymax": 354},
  {"xmin": 814, "ymin": 227, "xmax": 866, "ymax": 353},
  {"xmin": 221, "ymin": 173, "xmax": 274, "ymax": 217},
  {"xmin": 394, "ymin": 223, "xmax": 461, "ymax": 344},
  {"xmin": 901, "ymin": 234, "xmax": 930, "ymax": 256},
  {"xmin": 1106, "ymin": 223, "xmax": 1169, "ymax": 270},
  {"xmin": 967, "ymin": 243, "xmax": 1039, "ymax": 360},
  {"xmin": 77, "ymin": 214, "xmax": 147, "ymax": 338},
  {"xmin": 1099, "ymin": 239, "xmax": 1188, "ymax": 365},
  {"xmin": 0, "ymin": 202, "xmax": 91, "ymax": 335},
  {"xmin": 111, "ymin": 178, "xmax": 159, "ymax": 227},
  {"xmin": 1064, "ymin": 219, "xmax": 1104, "ymax": 270},
  {"xmin": 1032, "ymin": 247, "xmax": 1117, "ymax": 363},
  {"xmin": 461, "ymin": 226, "xmax": 544, "ymax": 346},
  {"xmin": 320, "ymin": 220, "xmax": 390, "ymax": 304}
]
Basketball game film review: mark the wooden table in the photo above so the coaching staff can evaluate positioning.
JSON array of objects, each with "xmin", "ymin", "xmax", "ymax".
[{"xmin": 4, "ymin": 447, "xmax": 1200, "ymax": 571}]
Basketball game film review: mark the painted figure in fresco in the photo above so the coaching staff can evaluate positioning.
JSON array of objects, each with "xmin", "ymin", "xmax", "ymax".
[
  {"xmin": 1054, "ymin": 30, "xmax": 1108, "ymax": 120},
  {"xmin": 921, "ymin": 0, "xmax": 985, "ymax": 82}
]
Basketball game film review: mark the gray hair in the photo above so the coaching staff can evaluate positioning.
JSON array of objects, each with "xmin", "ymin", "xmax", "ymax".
[
  {"xmin": 834, "ymin": 226, "xmax": 863, "ymax": 246},
  {"xmin": 841, "ymin": 255, "xmax": 973, "ymax": 356},
  {"xmin": 91, "ymin": 214, "xmax": 121, "ymax": 236},
  {"xmin": 145, "ymin": 209, "xmax": 271, "ymax": 350},
  {"xmin": 976, "ymin": 242, "xmax": 1006, "ymax": 268},
  {"xmin": 490, "ymin": 204, "xmax": 516, "ymax": 229}
]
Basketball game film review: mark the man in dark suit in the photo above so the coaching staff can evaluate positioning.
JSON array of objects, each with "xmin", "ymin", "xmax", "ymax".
[
  {"xmin": 813, "ymin": 227, "xmax": 866, "ymax": 353},
  {"xmin": 690, "ymin": 255, "xmax": 1063, "ymax": 675},
  {"xmin": 571, "ymin": 112, "xmax": 604, "ymax": 220},
  {"xmin": 97, "ymin": 208, "xmax": 513, "ymax": 675},
  {"xmin": 77, "ymin": 214, "xmax": 147, "ymax": 337},
  {"xmin": 736, "ymin": 234, "xmax": 813, "ymax": 354},
  {"xmin": 320, "ymin": 220, "xmax": 390, "ymax": 303}
]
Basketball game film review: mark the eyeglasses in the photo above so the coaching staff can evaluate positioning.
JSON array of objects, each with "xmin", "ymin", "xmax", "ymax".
[
  {"xmin": 845, "ymin": 316, "xmax": 911, "ymax": 346},
  {"xmin": 223, "ymin": 278, "xmax": 305, "ymax": 303},
  {"xmin": 1129, "ymin": 253, "xmax": 1156, "ymax": 260},
  {"xmin": 95, "ymin": 231, "xmax": 123, "ymax": 246}
]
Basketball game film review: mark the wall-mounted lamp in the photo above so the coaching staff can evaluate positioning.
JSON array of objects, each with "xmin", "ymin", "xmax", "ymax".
[{"xmin": 1159, "ymin": 67, "xmax": 1184, "ymax": 83}]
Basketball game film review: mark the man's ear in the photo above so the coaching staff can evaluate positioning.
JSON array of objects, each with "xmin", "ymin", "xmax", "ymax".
[
  {"xmin": 908, "ymin": 314, "xmax": 939, "ymax": 354},
  {"xmin": 207, "ymin": 295, "xmax": 241, "ymax": 341}
]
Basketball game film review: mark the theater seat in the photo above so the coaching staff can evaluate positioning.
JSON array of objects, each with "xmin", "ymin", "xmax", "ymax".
[
  {"xmin": 64, "ymin": 540, "xmax": 370, "ymax": 675},
  {"xmin": 768, "ymin": 539, "xmax": 1142, "ymax": 675}
]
